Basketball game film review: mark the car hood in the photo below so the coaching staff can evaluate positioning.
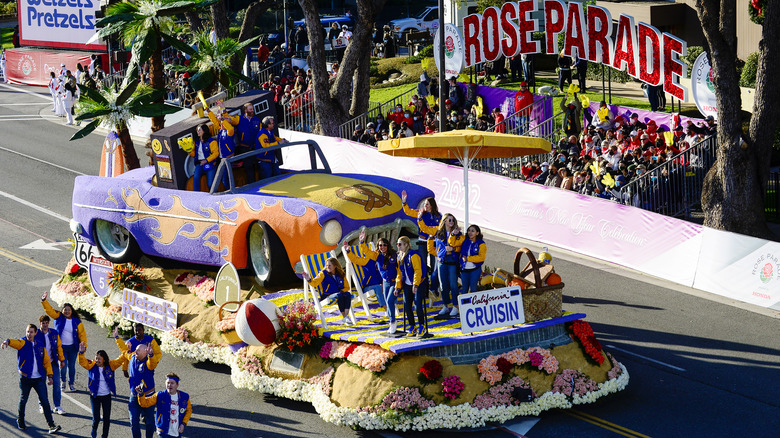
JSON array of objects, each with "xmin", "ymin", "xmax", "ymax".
[
  {"xmin": 256, "ymin": 173, "xmax": 407, "ymax": 220},
  {"xmin": 389, "ymin": 17, "xmax": 418, "ymax": 26}
]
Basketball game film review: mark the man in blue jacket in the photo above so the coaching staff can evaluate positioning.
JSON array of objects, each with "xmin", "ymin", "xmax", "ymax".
[
  {"xmin": 137, "ymin": 373, "xmax": 192, "ymax": 438},
  {"xmin": 2, "ymin": 324, "xmax": 62, "ymax": 433}
]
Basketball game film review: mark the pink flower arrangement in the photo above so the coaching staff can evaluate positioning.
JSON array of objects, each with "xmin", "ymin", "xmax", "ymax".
[
  {"xmin": 359, "ymin": 386, "xmax": 435, "ymax": 415},
  {"xmin": 473, "ymin": 376, "xmax": 534, "ymax": 409},
  {"xmin": 60, "ymin": 280, "xmax": 91, "ymax": 296},
  {"xmin": 236, "ymin": 346, "xmax": 266, "ymax": 376},
  {"xmin": 168, "ymin": 327, "xmax": 189, "ymax": 343},
  {"xmin": 552, "ymin": 369, "xmax": 599, "ymax": 397},
  {"xmin": 441, "ymin": 375, "xmax": 464, "ymax": 400},
  {"xmin": 305, "ymin": 366, "xmax": 334, "ymax": 396},
  {"xmin": 320, "ymin": 341, "xmax": 395, "ymax": 373},
  {"xmin": 106, "ymin": 304, "xmax": 122, "ymax": 315},
  {"xmin": 215, "ymin": 312, "xmax": 236, "ymax": 332},
  {"xmin": 477, "ymin": 347, "xmax": 559, "ymax": 384},
  {"xmin": 606, "ymin": 352, "xmax": 623, "ymax": 381},
  {"xmin": 174, "ymin": 273, "xmax": 216, "ymax": 303}
]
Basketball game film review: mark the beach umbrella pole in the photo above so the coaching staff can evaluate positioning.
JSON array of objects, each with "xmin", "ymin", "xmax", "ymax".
[{"xmin": 463, "ymin": 145, "xmax": 470, "ymax": 228}]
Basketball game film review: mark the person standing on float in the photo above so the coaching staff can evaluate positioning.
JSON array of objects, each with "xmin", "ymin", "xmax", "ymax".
[{"xmin": 395, "ymin": 236, "xmax": 430, "ymax": 337}]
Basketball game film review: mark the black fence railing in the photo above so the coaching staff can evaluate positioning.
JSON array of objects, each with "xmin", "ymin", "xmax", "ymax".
[
  {"xmin": 338, "ymin": 87, "xmax": 417, "ymax": 139},
  {"xmin": 617, "ymin": 135, "xmax": 717, "ymax": 218}
]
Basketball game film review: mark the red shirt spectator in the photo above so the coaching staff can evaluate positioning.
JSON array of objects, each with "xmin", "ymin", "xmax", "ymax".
[
  {"xmin": 492, "ymin": 108, "xmax": 506, "ymax": 133},
  {"xmin": 513, "ymin": 81, "xmax": 534, "ymax": 116},
  {"xmin": 258, "ymin": 43, "xmax": 270, "ymax": 65}
]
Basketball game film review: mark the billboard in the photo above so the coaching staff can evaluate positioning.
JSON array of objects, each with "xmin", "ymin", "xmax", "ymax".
[{"xmin": 17, "ymin": 0, "xmax": 106, "ymax": 50}]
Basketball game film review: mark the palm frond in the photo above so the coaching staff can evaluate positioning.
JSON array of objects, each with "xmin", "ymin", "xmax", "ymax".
[{"xmin": 69, "ymin": 119, "xmax": 102, "ymax": 141}]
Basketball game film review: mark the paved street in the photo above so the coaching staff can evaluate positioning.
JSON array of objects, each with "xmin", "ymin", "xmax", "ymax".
[{"xmin": 0, "ymin": 82, "xmax": 777, "ymax": 437}]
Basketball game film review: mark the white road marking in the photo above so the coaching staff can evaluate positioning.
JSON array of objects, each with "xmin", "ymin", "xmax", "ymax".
[
  {"xmin": 20, "ymin": 239, "xmax": 69, "ymax": 250},
  {"xmin": 0, "ymin": 117, "xmax": 62, "ymax": 121},
  {"xmin": 0, "ymin": 102, "xmax": 51, "ymax": 106},
  {"xmin": 0, "ymin": 146, "xmax": 85, "ymax": 175},
  {"xmin": 61, "ymin": 392, "xmax": 92, "ymax": 413},
  {"xmin": 27, "ymin": 277, "xmax": 61, "ymax": 288},
  {"xmin": 0, "ymin": 114, "xmax": 59, "ymax": 118},
  {"xmin": 606, "ymin": 344, "xmax": 686, "ymax": 372},
  {"xmin": 0, "ymin": 190, "xmax": 70, "ymax": 222},
  {"xmin": 0, "ymin": 83, "xmax": 52, "ymax": 101}
]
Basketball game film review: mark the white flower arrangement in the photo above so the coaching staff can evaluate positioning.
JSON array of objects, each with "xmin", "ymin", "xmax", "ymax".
[{"xmin": 159, "ymin": 330, "xmax": 235, "ymax": 366}]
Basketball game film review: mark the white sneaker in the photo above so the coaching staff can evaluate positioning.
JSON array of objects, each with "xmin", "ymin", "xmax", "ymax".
[
  {"xmin": 53, "ymin": 407, "xmax": 65, "ymax": 415},
  {"xmin": 386, "ymin": 321, "xmax": 397, "ymax": 334},
  {"xmin": 438, "ymin": 306, "xmax": 450, "ymax": 315},
  {"xmin": 342, "ymin": 317, "xmax": 353, "ymax": 326},
  {"xmin": 450, "ymin": 306, "xmax": 459, "ymax": 316}
]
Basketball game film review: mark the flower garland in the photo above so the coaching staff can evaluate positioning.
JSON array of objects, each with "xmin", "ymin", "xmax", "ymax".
[
  {"xmin": 58, "ymin": 280, "xmax": 92, "ymax": 297},
  {"xmin": 567, "ymin": 320, "xmax": 605, "ymax": 365},
  {"xmin": 215, "ymin": 312, "xmax": 236, "ymax": 332},
  {"xmin": 477, "ymin": 347, "xmax": 559, "ymax": 385},
  {"xmin": 749, "ymin": 0, "xmax": 765, "ymax": 24},
  {"xmin": 319, "ymin": 341, "xmax": 396, "ymax": 373},
  {"xmin": 419, "ymin": 360, "xmax": 443, "ymax": 383},
  {"xmin": 236, "ymin": 346, "xmax": 266, "ymax": 376},
  {"xmin": 229, "ymin": 362, "xmax": 629, "ymax": 431},
  {"xmin": 174, "ymin": 272, "xmax": 215, "ymax": 304},
  {"xmin": 441, "ymin": 376, "xmax": 464, "ymax": 400},
  {"xmin": 276, "ymin": 300, "xmax": 318, "ymax": 351},
  {"xmin": 159, "ymin": 330, "xmax": 234, "ymax": 365}
]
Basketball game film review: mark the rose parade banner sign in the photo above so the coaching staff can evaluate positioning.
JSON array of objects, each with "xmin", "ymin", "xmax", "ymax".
[
  {"xmin": 458, "ymin": 286, "xmax": 525, "ymax": 334},
  {"xmin": 453, "ymin": 0, "xmax": 688, "ymax": 100},
  {"xmin": 122, "ymin": 289, "xmax": 178, "ymax": 331}
]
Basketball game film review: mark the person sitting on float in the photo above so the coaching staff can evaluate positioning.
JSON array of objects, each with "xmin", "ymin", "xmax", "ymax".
[
  {"xmin": 255, "ymin": 116, "xmax": 287, "ymax": 179},
  {"xmin": 302, "ymin": 257, "xmax": 354, "ymax": 326},
  {"xmin": 344, "ymin": 231, "xmax": 400, "ymax": 334},
  {"xmin": 188, "ymin": 123, "xmax": 219, "ymax": 192}
]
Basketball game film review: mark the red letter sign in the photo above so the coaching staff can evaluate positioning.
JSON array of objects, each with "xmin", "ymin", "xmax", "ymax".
[
  {"xmin": 612, "ymin": 14, "xmax": 638, "ymax": 78},
  {"xmin": 563, "ymin": 1, "xmax": 588, "ymax": 59},
  {"xmin": 482, "ymin": 7, "xmax": 502, "ymax": 62},
  {"xmin": 638, "ymin": 23, "xmax": 663, "ymax": 86},
  {"xmin": 663, "ymin": 33, "xmax": 687, "ymax": 101},
  {"xmin": 464, "ymin": 14, "xmax": 482, "ymax": 66},
  {"xmin": 500, "ymin": 2, "xmax": 520, "ymax": 58},
  {"xmin": 587, "ymin": 5, "xmax": 613, "ymax": 65},
  {"xmin": 517, "ymin": 0, "xmax": 540, "ymax": 54},
  {"xmin": 544, "ymin": 0, "xmax": 566, "ymax": 55}
]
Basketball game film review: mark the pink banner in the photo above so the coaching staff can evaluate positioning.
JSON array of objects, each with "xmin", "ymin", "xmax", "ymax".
[
  {"xmin": 584, "ymin": 102, "xmax": 706, "ymax": 132},
  {"xmin": 5, "ymin": 48, "xmax": 105, "ymax": 87}
]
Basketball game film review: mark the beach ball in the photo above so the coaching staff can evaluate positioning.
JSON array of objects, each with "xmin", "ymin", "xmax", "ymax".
[
  {"xmin": 537, "ymin": 247, "xmax": 552, "ymax": 265},
  {"xmin": 235, "ymin": 299, "xmax": 280, "ymax": 345}
]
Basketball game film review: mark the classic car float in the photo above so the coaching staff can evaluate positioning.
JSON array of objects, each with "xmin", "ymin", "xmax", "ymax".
[{"xmin": 70, "ymin": 140, "xmax": 433, "ymax": 286}]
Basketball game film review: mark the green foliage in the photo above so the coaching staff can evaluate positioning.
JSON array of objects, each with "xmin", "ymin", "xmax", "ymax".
[
  {"xmin": 2, "ymin": 2, "xmax": 16, "ymax": 13},
  {"xmin": 683, "ymin": 46, "xmax": 704, "ymax": 76},
  {"xmin": 740, "ymin": 51, "xmax": 759, "ymax": 88},
  {"xmin": 749, "ymin": 0, "xmax": 765, "ymax": 25}
]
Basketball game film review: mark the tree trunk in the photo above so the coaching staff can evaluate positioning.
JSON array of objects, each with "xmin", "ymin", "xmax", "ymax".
[
  {"xmin": 149, "ymin": 48, "xmax": 166, "ymax": 133},
  {"xmin": 211, "ymin": 0, "xmax": 230, "ymax": 39},
  {"xmin": 118, "ymin": 124, "xmax": 140, "ymax": 170},
  {"xmin": 299, "ymin": 0, "xmax": 386, "ymax": 137},
  {"xmin": 184, "ymin": 11, "xmax": 203, "ymax": 33},
  {"xmin": 696, "ymin": 0, "xmax": 780, "ymax": 239},
  {"xmin": 237, "ymin": 0, "xmax": 275, "ymax": 43}
]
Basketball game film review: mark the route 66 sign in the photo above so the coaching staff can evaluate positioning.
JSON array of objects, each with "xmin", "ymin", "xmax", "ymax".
[
  {"xmin": 88, "ymin": 255, "xmax": 113, "ymax": 298},
  {"xmin": 73, "ymin": 233, "xmax": 95, "ymax": 268}
]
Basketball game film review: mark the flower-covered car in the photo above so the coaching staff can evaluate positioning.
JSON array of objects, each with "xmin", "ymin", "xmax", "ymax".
[{"xmin": 71, "ymin": 140, "xmax": 433, "ymax": 285}]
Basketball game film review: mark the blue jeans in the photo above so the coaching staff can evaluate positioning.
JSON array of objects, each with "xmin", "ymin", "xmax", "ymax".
[
  {"xmin": 258, "ymin": 161, "xmax": 280, "ymax": 179},
  {"xmin": 129, "ymin": 395, "xmax": 156, "ymax": 438},
  {"xmin": 460, "ymin": 268, "xmax": 481, "ymax": 296},
  {"xmin": 364, "ymin": 283, "xmax": 385, "ymax": 307},
  {"xmin": 437, "ymin": 260, "xmax": 459, "ymax": 306},
  {"xmin": 335, "ymin": 291, "xmax": 352, "ymax": 314},
  {"xmin": 382, "ymin": 280, "xmax": 397, "ymax": 322},
  {"xmin": 402, "ymin": 280, "xmax": 428, "ymax": 329},
  {"xmin": 91, "ymin": 394, "xmax": 112, "ymax": 438},
  {"xmin": 39, "ymin": 360, "xmax": 61, "ymax": 408},
  {"xmin": 61, "ymin": 343, "xmax": 78, "ymax": 386},
  {"xmin": 193, "ymin": 164, "xmax": 215, "ymax": 192},
  {"xmin": 19, "ymin": 376, "xmax": 54, "ymax": 426}
]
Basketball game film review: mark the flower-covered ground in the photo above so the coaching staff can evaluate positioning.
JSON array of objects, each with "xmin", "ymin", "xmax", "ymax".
[{"xmin": 50, "ymin": 257, "xmax": 629, "ymax": 431}]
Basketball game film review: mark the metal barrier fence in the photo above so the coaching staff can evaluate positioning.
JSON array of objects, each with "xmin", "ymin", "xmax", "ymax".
[
  {"xmin": 282, "ymin": 88, "xmax": 316, "ymax": 133},
  {"xmin": 337, "ymin": 87, "xmax": 417, "ymax": 139},
  {"xmin": 617, "ymin": 135, "xmax": 717, "ymax": 218},
  {"xmin": 766, "ymin": 172, "xmax": 780, "ymax": 221}
]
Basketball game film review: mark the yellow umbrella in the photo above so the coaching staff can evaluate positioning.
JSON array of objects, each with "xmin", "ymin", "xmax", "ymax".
[{"xmin": 377, "ymin": 130, "xmax": 552, "ymax": 226}]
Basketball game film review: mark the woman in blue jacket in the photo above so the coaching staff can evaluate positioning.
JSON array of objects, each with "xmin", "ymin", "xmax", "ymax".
[
  {"xmin": 460, "ymin": 224, "xmax": 487, "ymax": 296},
  {"xmin": 78, "ymin": 343, "xmax": 126, "ymax": 438},
  {"xmin": 395, "ymin": 236, "xmax": 429, "ymax": 337},
  {"xmin": 303, "ymin": 257, "xmax": 353, "ymax": 326},
  {"xmin": 431, "ymin": 214, "xmax": 465, "ymax": 318},
  {"xmin": 401, "ymin": 190, "xmax": 442, "ymax": 292},
  {"xmin": 347, "ymin": 234, "xmax": 400, "ymax": 334},
  {"xmin": 41, "ymin": 290, "xmax": 87, "ymax": 393},
  {"xmin": 189, "ymin": 123, "xmax": 219, "ymax": 192}
]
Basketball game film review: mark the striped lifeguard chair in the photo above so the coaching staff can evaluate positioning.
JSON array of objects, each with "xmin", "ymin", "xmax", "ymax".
[{"xmin": 301, "ymin": 251, "xmax": 358, "ymax": 328}]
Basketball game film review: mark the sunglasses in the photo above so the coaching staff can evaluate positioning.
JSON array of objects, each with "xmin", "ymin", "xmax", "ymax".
[{"xmin": 378, "ymin": 243, "xmax": 387, "ymax": 247}]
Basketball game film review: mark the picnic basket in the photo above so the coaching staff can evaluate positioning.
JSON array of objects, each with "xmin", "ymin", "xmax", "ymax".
[{"xmin": 513, "ymin": 248, "xmax": 564, "ymax": 323}]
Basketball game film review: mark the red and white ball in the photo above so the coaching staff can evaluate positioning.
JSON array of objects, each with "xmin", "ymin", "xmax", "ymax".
[{"xmin": 235, "ymin": 299, "xmax": 280, "ymax": 345}]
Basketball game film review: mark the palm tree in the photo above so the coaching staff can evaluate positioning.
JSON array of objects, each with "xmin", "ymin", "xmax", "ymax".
[
  {"xmin": 94, "ymin": 0, "xmax": 216, "ymax": 132},
  {"xmin": 70, "ymin": 79, "xmax": 181, "ymax": 170},
  {"xmin": 161, "ymin": 30, "xmax": 259, "ymax": 98}
]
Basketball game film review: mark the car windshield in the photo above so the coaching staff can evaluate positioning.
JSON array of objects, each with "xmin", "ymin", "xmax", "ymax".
[
  {"xmin": 212, "ymin": 140, "xmax": 331, "ymax": 194},
  {"xmin": 416, "ymin": 8, "xmax": 434, "ymax": 19}
]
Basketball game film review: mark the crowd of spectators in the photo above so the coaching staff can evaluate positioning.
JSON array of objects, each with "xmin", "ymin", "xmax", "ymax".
[{"xmin": 518, "ymin": 95, "xmax": 717, "ymax": 208}]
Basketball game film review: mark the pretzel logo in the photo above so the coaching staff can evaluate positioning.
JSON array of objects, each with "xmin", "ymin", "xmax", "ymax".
[
  {"xmin": 527, "ymin": 301, "xmax": 549, "ymax": 316},
  {"xmin": 335, "ymin": 184, "xmax": 392, "ymax": 212}
]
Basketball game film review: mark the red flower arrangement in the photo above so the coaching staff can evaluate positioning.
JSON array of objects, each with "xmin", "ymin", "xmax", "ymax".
[
  {"xmin": 568, "ymin": 320, "xmax": 605, "ymax": 365},
  {"xmin": 344, "ymin": 343, "xmax": 358, "ymax": 358},
  {"xmin": 495, "ymin": 357, "xmax": 513, "ymax": 374},
  {"xmin": 69, "ymin": 263, "xmax": 83, "ymax": 275},
  {"xmin": 275, "ymin": 301, "xmax": 319, "ymax": 351},
  {"xmin": 419, "ymin": 359, "xmax": 443, "ymax": 383}
]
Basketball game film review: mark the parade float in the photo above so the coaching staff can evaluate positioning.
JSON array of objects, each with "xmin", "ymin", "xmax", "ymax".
[{"xmin": 56, "ymin": 91, "xmax": 628, "ymax": 431}]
